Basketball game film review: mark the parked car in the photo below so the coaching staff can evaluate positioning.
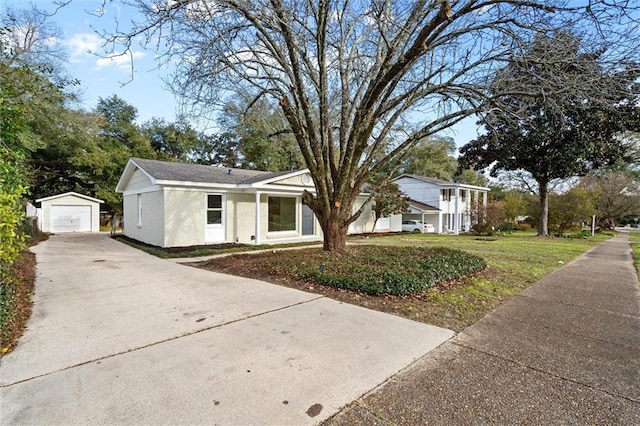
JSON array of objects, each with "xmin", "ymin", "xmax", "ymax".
[{"xmin": 402, "ymin": 220, "xmax": 435, "ymax": 233}]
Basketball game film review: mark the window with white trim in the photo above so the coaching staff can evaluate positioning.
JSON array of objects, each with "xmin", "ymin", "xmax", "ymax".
[{"xmin": 207, "ymin": 194, "xmax": 223, "ymax": 225}]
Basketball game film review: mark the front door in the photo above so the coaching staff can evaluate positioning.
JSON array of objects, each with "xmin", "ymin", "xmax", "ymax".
[
  {"xmin": 302, "ymin": 203, "xmax": 314, "ymax": 236},
  {"xmin": 205, "ymin": 194, "xmax": 225, "ymax": 242}
]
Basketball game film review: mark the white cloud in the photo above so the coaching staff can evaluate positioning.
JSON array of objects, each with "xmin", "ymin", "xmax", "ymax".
[
  {"xmin": 65, "ymin": 32, "xmax": 102, "ymax": 63},
  {"xmin": 65, "ymin": 32, "xmax": 146, "ymax": 72},
  {"xmin": 95, "ymin": 51, "xmax": 146, "ymax": 72}
]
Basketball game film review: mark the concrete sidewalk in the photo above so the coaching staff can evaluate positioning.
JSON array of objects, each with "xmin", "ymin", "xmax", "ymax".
[
  {"xmin": 0, "ymin": 233, "xmax": 453, "ymax": 425},
  {"xmin": 325, "ymin": 231, "xmax": 640, "ymax": 425}
]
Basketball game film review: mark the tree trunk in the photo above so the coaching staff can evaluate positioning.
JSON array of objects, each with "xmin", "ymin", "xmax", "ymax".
[
  {"xmin": 321, "ymin": 218, "xmax": 349, "ymax": 251},
  {"xmin": 371, "ymin": 214, "xmax": 379, "ymax": 233},
  {"xmin": 538, "ymin": 179, "xmax": 549, "ymax": 236}
]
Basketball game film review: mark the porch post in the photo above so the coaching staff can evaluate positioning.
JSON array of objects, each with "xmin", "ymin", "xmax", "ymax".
[
  {"xmin": 454, "ymin": 187, "xmax": 460, "ymax": 235},
  {"xmin": 474, "ymin": 190, "xmax": 479, "ymax": 230},
  {"xmin": 255, "ymin": 191, "xmax": 261, "ymax": 245}
]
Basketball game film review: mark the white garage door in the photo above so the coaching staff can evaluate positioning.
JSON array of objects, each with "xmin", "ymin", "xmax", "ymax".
[{"xmin": 50, "ymin": 205, "xmax": 92, "ymax": 233}]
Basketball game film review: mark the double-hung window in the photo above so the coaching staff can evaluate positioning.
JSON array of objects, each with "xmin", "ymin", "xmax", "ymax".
[{"xmin": 207, "ymin": 194, "xmax": 223, "ymax": 225}]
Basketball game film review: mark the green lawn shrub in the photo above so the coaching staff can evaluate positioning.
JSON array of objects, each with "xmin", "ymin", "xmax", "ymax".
[{"xmin": 264, "ymin": 246, "xmax": 487, "ymax": 296}]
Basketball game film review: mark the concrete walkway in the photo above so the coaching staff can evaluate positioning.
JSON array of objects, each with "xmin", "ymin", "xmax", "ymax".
[
  {"xmin": 0, "ymin": 233, "xmax": 453, "ymax": 425},
  {"xmin": 325, "ymin": 231, "xmax": 640, "ymax": 425}
]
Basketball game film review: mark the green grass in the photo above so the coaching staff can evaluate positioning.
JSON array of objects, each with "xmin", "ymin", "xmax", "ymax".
[
  {"xmin": 340, "ymin": 230, "xmax": 615, "ymax": 329},
  {"xmin": 629, "ymin": 230, "xmax": 640, "ymax": 273},
  {"xmin": 118, "ymin": 229, "xmax": 618, "ymax": 331},
  {"xmin": 198, "ymin": 230, "xmax": 615, "ymax": 330},
  {"xmin": 352, "ymin": 230, "xmax": 612, "ymax": 286}
]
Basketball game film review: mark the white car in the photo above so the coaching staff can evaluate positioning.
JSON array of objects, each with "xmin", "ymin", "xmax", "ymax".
[{"xmin": 402, "ymin": 220, "xmax": 435, "ymax": 233}]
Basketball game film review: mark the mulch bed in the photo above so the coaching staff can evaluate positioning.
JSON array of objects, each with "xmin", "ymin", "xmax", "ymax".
[{"xmin": 192, "ymin": 252, "xmax": 503, "ymax": 331}]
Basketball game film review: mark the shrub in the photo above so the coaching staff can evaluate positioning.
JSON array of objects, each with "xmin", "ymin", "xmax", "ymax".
[
  {"xmin": 517, "ymin": 223, "xmax": 532, "ymax": 232},
  {"xmin": 498, "ymin": 222, "xmax": 513, "ymax": 232},
  {"xmin": 238, "ymin": 246, "xmax": 487, "ymax": 296},
  {"xmin": 565, "ymin": 230, "xmax": 591, "ymax": 239}
]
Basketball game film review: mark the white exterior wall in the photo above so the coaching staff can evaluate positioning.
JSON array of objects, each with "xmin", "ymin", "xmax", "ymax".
[
  {"xmin": 121, "ymin": 169, "xmax": 167, "ymax": 246},
  {"xmin": 393, "ymin": 177, "xmax": 442, "ymax": 208},
  {"xmin": 395, "ymin": 177, "xmax": 489, "ymax": 234},
  {"xmin": 348, "ymin": 196, "xmax": 402, "ymax": 234},
  {"xmin": 163, "ymin": 188, "xmax": 207, "ymax": 247},
  {"xmin": 227, "ymin": 192, "xmax": 255, "ymax": 244},
  {"xmin": 39, "ymin": 194, "xmax": 101, "ymax": 233},
  {"xmin": 127, "ymin": 169, "xmax": 153, "ymax": 191},
  {"xmin": 123, "ymin": 190, "xmax": 164, "ymax": 247}
]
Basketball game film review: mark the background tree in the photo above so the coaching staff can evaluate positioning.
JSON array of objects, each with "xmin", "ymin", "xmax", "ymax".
[
  {"xmin": 1, "ymin": 4, "xmax": 77, "ymax": 256},
  {"xmin": 399, "ymin": 136, "xmax": 457, "ymax": 180},
  {"xmin": 1, "ymin": 4, "xmax": 78, "ymax": 93},
  {"xmin": 141, "ymin": 118, "xmax": 200, "ymax": 162},
  {"xmin": 192, "ymin": 132, "xmax": 243, "ymax": 167},
  {"xmin": 547, "ymin": 188, "xmax": 595, "ymax": 237},
  {"xmin": 455, "ymin": 168, "xmax": 489, "ymax": 187},
  {"xmin": 85, "ymin": 96, "xmax": 155, "ymax": 213},
  {"xmin": 217, "ymin": 95, "xmax": 303, "ymax": 171},
  {"xmin": 580, "ymin": 169, "xmax": 640, "ymax": 229},
  {"xmin": 106, "ymin": 1, "xmax": 640, "ymax": 250},
  {"xmin": 502, "ymin": 190, "xmax": 528, "ymax": 225},
  {"xmin": 469, "ymin": 200, "xmax": 506, "ymax": 235},
  {"xmin": 28, "ymin": 108, "xmax": 103, "ymax": 201},
  {"xmin": 459, "ymin": 31, "xmax": 639, "ymax": 236}
]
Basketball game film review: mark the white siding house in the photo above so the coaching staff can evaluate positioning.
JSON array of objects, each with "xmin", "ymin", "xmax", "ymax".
[
  {"xmin": 116, "ymin": 158, "xmax": 393, "ymax": 248},
  {"xmin": 393, "ymin": 175, "xmax": 489, "ymax": 234},
  {"xmin": 36, "ymin": 192, "xmax": 104, "ymax": 233}
]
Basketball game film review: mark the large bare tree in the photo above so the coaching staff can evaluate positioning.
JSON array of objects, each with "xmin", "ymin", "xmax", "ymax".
[{"xmin": 103, "ymin": 0, "xmax": 639, "ymax": 250}]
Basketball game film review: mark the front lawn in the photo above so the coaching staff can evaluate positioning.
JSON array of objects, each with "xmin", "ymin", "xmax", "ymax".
[{"xmin": 196, "ymin": 231, "xmax": 614, "ymax": 331}]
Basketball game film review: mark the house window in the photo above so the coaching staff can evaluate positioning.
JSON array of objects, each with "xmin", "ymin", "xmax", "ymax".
[
  {"xmin": 441, "ymin": 189, "xmax": 452, "ymax": 201},
  {"xmin": 461, "ymin": 190, "xmax": 466, "ymax": 202},
  {"xmin": 268, "ymin": 197, "xmax": 296, "ymax": 232},
  {"xmin": 137, "ymin": 194, "xmax": 142, "ymax": 227},
  {"xmin": 207, "ymin": 194, "xmax": 223, "ymax": 224}
]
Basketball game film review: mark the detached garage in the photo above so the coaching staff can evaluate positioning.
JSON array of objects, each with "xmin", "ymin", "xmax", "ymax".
[{"xmin": 36, "ymin": 192, "xmax": 104, "ymax": 233}]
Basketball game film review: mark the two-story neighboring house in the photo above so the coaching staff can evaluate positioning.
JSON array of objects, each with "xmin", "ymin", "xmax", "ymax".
[{"xmin": 393, "ymin": 174, "xmax": 489, "ymax": 234}]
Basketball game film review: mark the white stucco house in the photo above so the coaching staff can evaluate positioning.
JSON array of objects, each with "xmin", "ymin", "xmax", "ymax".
[
  {"xmin": 36, "ymin": 192, "xmax": 104, "ymax": 233},
  {"xmin": 116, "ymin": 158, "xmax": 396, "ymax": 248},
  {"xmin": 393, "ymin": 174, "xmax": 490, "ymax": 234}
]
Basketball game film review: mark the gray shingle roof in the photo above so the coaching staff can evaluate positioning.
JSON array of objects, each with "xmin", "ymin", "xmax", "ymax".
[
  {"xmin": 395, "ymin": 174, "xmax": 453, "ymax": 185},
  {"xmin": 131, "ymin": 158, "xmax": 295, "ymax": 185},
  {"xmin": 408, "ymin": 199, "xmax": 440, "ymax": 211}
]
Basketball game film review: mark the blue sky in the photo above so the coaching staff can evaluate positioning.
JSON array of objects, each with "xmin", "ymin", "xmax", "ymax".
[
  {"xmin": 5, "ymin": 0, "xmax": 180, "ymax": 124},
  {"xmin": 4, "ymin": 0, "xmax": 481, "ymax": 147}
]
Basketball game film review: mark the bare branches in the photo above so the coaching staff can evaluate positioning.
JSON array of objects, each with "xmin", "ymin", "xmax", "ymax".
[{"xmin": 101, "ymin": 0, "xmax": 640, "ymax": 248}]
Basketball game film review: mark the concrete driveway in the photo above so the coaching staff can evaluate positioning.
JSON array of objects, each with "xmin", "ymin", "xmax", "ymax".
[{"xmin": 0, "ymin": 234, "xmax": 453, "ymax": 425}]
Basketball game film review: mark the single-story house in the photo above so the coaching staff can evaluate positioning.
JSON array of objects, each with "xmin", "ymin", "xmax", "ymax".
[
  {"xmin": 116, "ymin": 158, "xmax": 397, "ymax": 248},
  {"xmin": 393, "ymin": 174, "xmax": 490, "ymax": 234},
  {"xmin": 36, "ymin": 192, "xmax": 104, "ymax": 233}
]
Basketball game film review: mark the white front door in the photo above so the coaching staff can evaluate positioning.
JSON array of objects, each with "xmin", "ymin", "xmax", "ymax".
[{"xmin": 205, "ymin": 194, "xmax": 225, "ymax": 243}]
